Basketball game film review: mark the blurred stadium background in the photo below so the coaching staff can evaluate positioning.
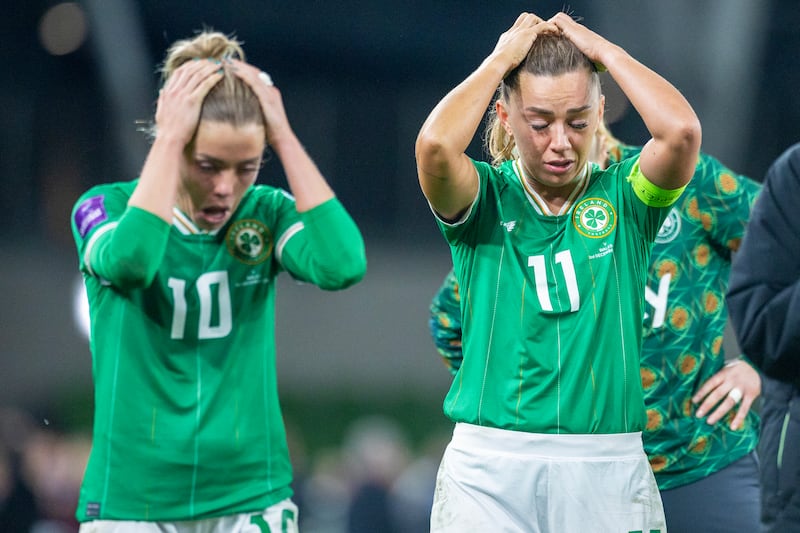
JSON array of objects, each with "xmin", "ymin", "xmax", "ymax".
[{"xmin": 1, "ymin": 0, "xmax": 799, "ymax": 531}]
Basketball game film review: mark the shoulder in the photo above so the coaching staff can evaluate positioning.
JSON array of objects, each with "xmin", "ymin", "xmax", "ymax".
[
  {"xmin": 72, "ymin": 180, "xmax": 136, "ymax": 225},
  {"xmin": 246, "ymin": 184, "xmax": 296, "ymax": 205},
  {"xmin": 471, "ymin": 159, "xmax": 515, "ymax": 180},
  {"xmin": 607, "ymin": 143, "xmax": 642, "ymax": 165},
  {"xmin": 767, "ymin": 143, "xmax": 800, "ymax": 187},
  {"xmin": 74, "ymin": 180, "xmax": 136, "ymax": 205}
]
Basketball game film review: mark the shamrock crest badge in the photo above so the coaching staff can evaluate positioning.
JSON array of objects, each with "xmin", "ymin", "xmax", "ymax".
[
  {"xmin": 573, "ymin": 197, "xmax": 616, "ymax": 238},
  {"xmin": 225, "ymin": 219, "xmax": 273, "ymax": 265}
]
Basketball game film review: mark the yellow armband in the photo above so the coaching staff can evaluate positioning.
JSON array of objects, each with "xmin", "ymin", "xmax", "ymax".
[{"xmin": 626, "ymin": 161, "xmax": 686, "ymax": 207}]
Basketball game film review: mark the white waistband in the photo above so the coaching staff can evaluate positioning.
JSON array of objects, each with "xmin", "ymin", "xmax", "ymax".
[{"xmin": 451, "ymin": 423, "xmax": 645, "ymax": 459}]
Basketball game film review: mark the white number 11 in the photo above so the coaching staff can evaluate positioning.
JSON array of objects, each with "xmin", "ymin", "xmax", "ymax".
[{"xmin": 528, "ymin": 251, "xmax": 580, "ymax": 312}]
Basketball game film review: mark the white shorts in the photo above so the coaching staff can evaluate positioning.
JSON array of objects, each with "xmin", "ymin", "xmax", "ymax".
[
  {"xmin": 78, "ymin": 498, "xmax": 299, "ymax": 533},
  {"xmin": 430, "ymin": 423, "xmax": 666, "ymax": 533}
]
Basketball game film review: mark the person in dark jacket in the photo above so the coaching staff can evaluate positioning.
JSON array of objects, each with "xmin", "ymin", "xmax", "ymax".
[{"xmin": 728, "ymin": 141, "xmax": 800, "ymax": 533}]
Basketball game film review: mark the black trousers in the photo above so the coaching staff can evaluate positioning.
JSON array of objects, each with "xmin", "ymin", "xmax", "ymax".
[
  {"xmin": 760, "ymin": 375, "xmax": 800, "ymax": 533},
  {"xmin": 659, "ymin": 452, "xmax": 760, "ymax": 532}
]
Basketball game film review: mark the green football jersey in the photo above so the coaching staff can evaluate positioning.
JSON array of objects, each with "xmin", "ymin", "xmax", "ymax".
[
  {"xmin": 609, "ymin": 145, "xmax": 763, "ymax": 489},
  {"xmin": 438, "ymin": 156, "xmax": 669, "ymax": 434},
  {"xmin": 71, "ymin": 180, "xmax": 364, "ymax": 521}
]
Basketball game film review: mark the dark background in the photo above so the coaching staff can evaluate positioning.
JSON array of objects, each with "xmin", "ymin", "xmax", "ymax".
[{"xmin": 1, "ymin": 0, "xmax": 798, "ymax": 478}]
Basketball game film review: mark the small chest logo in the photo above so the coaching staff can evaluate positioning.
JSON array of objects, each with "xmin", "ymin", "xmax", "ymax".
[
  {"xmin": 655, "ymin": 208, "xmax": 682, "ymax": 244},
  {"xmin": 501, "ymin": 220, "xmax": 517, "ymax": 232},
  {"xmin": 225, "ymin": 219, "xmax": 273, "ymax": 265},
  {"xmin": 573, "ymin": 197, "xmax": 616, "ymax": 238}
]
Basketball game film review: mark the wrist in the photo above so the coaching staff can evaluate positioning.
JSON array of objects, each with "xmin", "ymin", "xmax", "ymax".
[{"xmin": 481, "ymin": 52, "xmax": 517, "ymax": 81}]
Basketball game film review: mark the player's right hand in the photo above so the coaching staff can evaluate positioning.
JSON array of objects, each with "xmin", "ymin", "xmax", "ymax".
[
  {"xmin": 155, "ymin": 59, "xmax": 224, "ymax": 146},
  {"xmin": 490, "ymin": 12, "xmax": 558, "ymax": 77}
]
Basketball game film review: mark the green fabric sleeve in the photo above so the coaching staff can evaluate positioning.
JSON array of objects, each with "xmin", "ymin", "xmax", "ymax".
[
  {"xmin": 429, "ymin": 269, "xmax": 463, "ymax": 376},
  {"xmin": 87, "ymin": 206, "xmax": 170, "ymax": 289},
  {"xmin": 280, "ymin": 198, "xmax": 366, "ymax": 290}
]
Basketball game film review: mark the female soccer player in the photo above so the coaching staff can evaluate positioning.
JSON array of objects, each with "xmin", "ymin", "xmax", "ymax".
[
  {"xmin": 430, "ymin": 119, "xmax": 762, "ymax": 531},
  {"xmin": 71, "ymin": 31, "xmax": 366, "ymax": 532},
  {"xmin": 415, "ymin": 12, "xmax": 701, "ymax": 532}
]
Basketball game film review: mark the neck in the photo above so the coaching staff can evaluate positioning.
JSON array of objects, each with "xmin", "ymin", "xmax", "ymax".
[
  {"xmin": 521, "ymin": 161, "xmax": 586, "ymax": 198},
  {"xmin": 517, "ymin": 160, "xmax": 589, "ymax": 216}
]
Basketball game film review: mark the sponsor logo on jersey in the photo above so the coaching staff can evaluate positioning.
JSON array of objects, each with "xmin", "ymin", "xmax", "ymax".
[
  {"xmin": 74, "ymin": 195, "xmax": 108, "ymax": 238},
  {"xmin": 572, "ymin": 197, "xmax": 616, "ymax": 238},
  {"xmin": 501, "ymin": 220, "xmax": 517, "ymax": 232},
  {"xmin": 85, "ymin": 501, "xmax": 100, "ymax": 518},
  {"xmin": 655, "ymin": 208, "xmax": 681, "ymax": 244},
  {"xmin": 225, "ymin": 219, "xmax": 273, "ymax": 265}
]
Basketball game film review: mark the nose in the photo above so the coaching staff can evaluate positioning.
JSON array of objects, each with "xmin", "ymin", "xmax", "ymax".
[
  {"xmin": 550, "ymin": 123, "xmax": 570, "ymax": 151},
  {"xmin": 212, "ymin": 170, "xmax": 236, "ymax": 197}
]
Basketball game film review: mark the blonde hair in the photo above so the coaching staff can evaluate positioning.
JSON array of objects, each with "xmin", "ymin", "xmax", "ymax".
[
  {"xmin": 144, "ymin": 30, "xmax": 264, "ymax": 139},
  {"xmin": 485, "ymin": 32, "xmax": 601, "ymax": 166}
]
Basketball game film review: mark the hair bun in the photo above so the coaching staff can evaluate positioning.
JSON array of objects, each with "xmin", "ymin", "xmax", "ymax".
[{"xmin": 161, "ymin": 30, "xmax": 245, "ymax": 81}]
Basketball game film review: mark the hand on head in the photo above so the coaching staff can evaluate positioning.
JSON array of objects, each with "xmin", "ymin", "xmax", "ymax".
[
  {"xmin": 155, "ymin": 59, "xmax": 224, "ymax": 145},
  {"xmin": 226, "ymin": 59, "xmax": 292, "ymax": 146},
  {"xmin": 492, "ymin": 12, "xmax": 558, "ymax": 76},
  {"xmin": 548, "ymin": 12, "xmax": 609, "ymax": 71}
]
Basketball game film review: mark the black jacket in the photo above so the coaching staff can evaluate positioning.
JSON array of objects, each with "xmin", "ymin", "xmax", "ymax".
[{"xmin": 728, "ymin": 142, "xmax": 800, "ymax": 382}]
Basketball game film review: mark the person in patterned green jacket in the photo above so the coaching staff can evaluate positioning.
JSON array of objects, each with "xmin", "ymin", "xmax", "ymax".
[
  {"xmin": 70, "ymin": 31, "xmax": 366, "ymax": 532},
  {"xmin": 429, "ymin": 121, "xmax": 762, "ymax": 532}
]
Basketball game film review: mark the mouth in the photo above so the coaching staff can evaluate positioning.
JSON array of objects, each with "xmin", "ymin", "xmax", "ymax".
[
  {"xmin": 199, "ymin": 206, "xmax": 230, "ymax": 226},
  {"xmin": 544, "ymin": 159, "xmax": 574, "ymax": 174}
]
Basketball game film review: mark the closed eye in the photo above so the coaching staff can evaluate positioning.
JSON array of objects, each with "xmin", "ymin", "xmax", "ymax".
[{"xmin": 196, "ymin": 160, "xmax": 220, "ymax": 173}]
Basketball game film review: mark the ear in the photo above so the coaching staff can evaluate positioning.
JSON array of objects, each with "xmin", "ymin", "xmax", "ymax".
[
  {"xmin": 496, "ymin": 99, "xmax": 513, "ymax": 136},
  {"xmin": 597, "ymin": 94, "xmax": 606, "ymax": 126}
]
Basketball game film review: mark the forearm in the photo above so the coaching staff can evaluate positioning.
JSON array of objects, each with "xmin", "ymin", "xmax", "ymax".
[
  {"xmin": 270, "ymin": 130, "xmax": 335, "ymax": 212},
  {"xmin": 281, "ymin": 198, "xmax": 366, "ymax": 290},
  {"xmin": 417, "ymin": 56, "xmax": 506, "ymax": 166},
  {"xmin": 128, "ymin": 134, "xmax": 184, "ymax": 223},
  {"xmin": 600, "ymin": 46, "xmax": 701, "ymax": 189},
  {"xmin": 415, "ymin": 57, "xmax": 504, "ymax": 217},
  {"xmin": 88, "ymin": 207, "xmax": 170, "ymax": 289}
]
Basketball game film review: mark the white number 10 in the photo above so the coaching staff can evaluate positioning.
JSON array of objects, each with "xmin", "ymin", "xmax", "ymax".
[
  {"xmin": 528, "ymin": 251, "xmax": 580, "ymax": 312},
  {"xmin": 168, "ymin": 271, "xmax": 232, "ymax": 340}
]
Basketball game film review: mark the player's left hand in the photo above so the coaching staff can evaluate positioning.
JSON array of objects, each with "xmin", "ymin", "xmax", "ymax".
[
  {"xmin": 692, "ymin": 358, "xmax": 761, "ymax": 430},
  {"xmin": 548, "ymin": 12, "xmax": 609, "ymax": 71},
  {"xmin": 227, "ymin": 59, "xmax": 293, "ymax": 146}
]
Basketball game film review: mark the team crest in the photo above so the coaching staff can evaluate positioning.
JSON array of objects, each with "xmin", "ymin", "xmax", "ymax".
[
  {"xmin": 655, "ymin": 208, "xmax": 682, "ymax": 244},
  {"xmin": 573, "ymin": 197, "xmax": 616, "ymax": 238},
  {"xmin": 225, "ymin": 219, "xmax": 272, "ymax": 265}
]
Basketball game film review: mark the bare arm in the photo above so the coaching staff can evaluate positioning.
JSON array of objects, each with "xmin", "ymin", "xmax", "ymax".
[
  {"xmin": 129, "ymin": 60, "xmax": 224, "ymax": 222},
  {"xmin": 551, "ymin": 13, "xmax": 701, "ymax": 190},
  {"xmin": 232, "ymin": 60, "xmax": 335, "ymax": 212},
  {"xmin": 415, "ymin": 13, "xmax": 557, "ymax": 219}
]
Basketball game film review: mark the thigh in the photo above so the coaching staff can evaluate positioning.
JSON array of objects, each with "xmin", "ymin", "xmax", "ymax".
[
  {"xmin": 430, "ymin": 439, "xmax": 665, "ymax": 533},
  {"xmin": 660, "ymin": 452, "xmax": 760, "ymax": 533},
  {"xmin": 546, "ymin": 455, "xmax": 666, "ymax": 533},
  {"xmin": 430, "ymin": 441, "xmax": 541, "ymax": 533}
]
